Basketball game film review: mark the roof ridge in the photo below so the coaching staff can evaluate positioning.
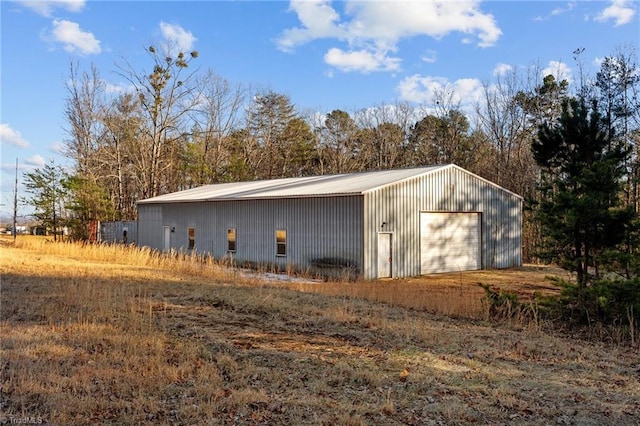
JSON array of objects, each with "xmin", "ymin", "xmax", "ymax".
[{"xmin": 138, "ymin": 164, "xmax": 510, "ymax": 204}]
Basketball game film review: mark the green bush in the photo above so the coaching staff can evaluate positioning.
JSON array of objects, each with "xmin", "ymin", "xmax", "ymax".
[
  {"xmin": 481, "ymin": 278, "xmax": 639, "ymax": 344},
  {"xmin": 550, "ymin": 277, "xmax": 640, "ymax": 343}
]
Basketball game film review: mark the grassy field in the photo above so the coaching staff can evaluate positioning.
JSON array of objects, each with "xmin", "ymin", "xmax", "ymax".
[{"xmin": 1, "ymin": 237, "xmax": 639, "ymax": 425}]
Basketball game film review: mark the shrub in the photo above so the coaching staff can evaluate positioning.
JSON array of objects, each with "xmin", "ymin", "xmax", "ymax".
[
  {"xmin": 544, "ymin": 277, "xmax": 640, "ymax": 344},
  {"xmin": 479, "ymin": 284, "xmax": 540, "ymax": 328}
]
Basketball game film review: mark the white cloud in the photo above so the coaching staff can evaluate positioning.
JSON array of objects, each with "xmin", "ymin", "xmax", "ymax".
[
  {"xmin": 25, "ymin": 155, "xmax": 46, "ymax": 168},
  {"xmin": 493, "ymin": 63, "xmax": 513, "ymax": 77},
  {"xmin": 595, "ymin": 0, "xmax": 636, "ymax": 26},
  {"xmin": 542, "ymin": 60, "xmax": 573, "ymax": 84},
  {"xmin": 593, "ymin": 57, "xmax": 605, "ymax": 67},
  {"xmin": 551, "ymin": 2, "xmax": 576, "ymax": 16},
  {"xmin": 0, "ymin": 124, "xmax": 30, "ymax": 148},
  {"xmin": 534, "ymin": 1, "xmax": 577, "ymax": 21},
  {"xmin": 0, "ymin": 163, "xmax": 19, "ymax": 177},
  {"xmin": 277, "ymin": 0, "xmax": 502, "ymax": 73},
  {"xmin": 324, "ymin": 47, "xmax": 401, "ymax": 73},
  {"xmin": 397, "ymin": 75, "xmax": 483, "ymax": 114},
  {"xmin": 421, "ymin": 50, "xmax": 437, "ymax": 64},
  {"xmin": 16, "ymin": 0, "xmax": 85, "ymax": 17},
  {"xmin": 103, "ymin": 80, "xmax": 133, "ymax": 95},
  {"xmin": 50, "ymin": 141, "xmax": 66, "ymax": 155},
  {"xmin": 159, "ymin": 22, "xmax": 197, "ymax": 52},
  {"xmin": 46, "ymin": 19, "xmax": 101, "ymax": 55},
  {"xmin": 277, "ymin": 0, "xmax": 346, "ymax": 52}
]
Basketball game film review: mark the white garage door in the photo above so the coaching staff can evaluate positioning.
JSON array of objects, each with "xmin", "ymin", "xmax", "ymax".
[{"xmin": 420, "ymin": 212, "xmax": 481, "ymax": 274}]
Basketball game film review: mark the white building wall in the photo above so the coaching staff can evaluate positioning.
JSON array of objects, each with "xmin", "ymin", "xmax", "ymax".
[
  {"xmin": 138, "ymin": 165, "xmax": 521, "ymax": 280},
  {"xmin": 138, "ymin": 196, "xmax": 364, "ymax": 276},
  {"xmin": 138, "ymin": 205, "xmax": 163, "ymax": 249},
  {"xmin": 100, "ymin": 221, "xmax": 138, "ymax": 244},
  {"xmin": 362, "ymin": 166, "xmax": 522, "ymax": 279}
]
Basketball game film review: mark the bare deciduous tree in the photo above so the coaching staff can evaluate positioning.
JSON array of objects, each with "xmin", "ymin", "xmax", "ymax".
[
  {"xmin": 183, "ymin": 70, "xmax": 248, "ymax": 185},
  {"xmin": 101, "ymin": 93, "xmax": 143, "ymax": 219},
  {"xmin": 116, "ymin": 45, "xmax": 199, "ymax": 197},
  {"xmin": 64, "ymin": 62, "xmax": 105, "ymax": 177},
  {"xmin": 476, "ymin": 67, "xmax": 537, "ymax": 197}
]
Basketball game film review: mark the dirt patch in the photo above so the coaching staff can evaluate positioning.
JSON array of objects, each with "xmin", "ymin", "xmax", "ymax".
[{"xmin": 397, "ymin": 264, "xmax": 570, "ymax": 297}]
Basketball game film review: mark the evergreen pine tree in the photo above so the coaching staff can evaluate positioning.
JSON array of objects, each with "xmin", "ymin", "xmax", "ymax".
[{"xmin": 532, "ymin": 97, "xmax": 632, "ymax": 286}]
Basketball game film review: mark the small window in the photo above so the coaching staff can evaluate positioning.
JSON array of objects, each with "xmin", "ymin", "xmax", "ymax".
[
  {"xmin": 188, "ymin": 227, "xmax": 195, "ymax": 249},
  {"xmin": 276, "ymin": 229, "xmax": 286, "ymax": 256},
  {"xmin": 227, "ymin": 228, "xmax": 236, "ymax": 252}
]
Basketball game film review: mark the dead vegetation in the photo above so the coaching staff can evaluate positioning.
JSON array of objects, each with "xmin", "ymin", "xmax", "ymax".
[
  {"xmin": 1, "ymin": 237, "xmax": 638, "ymax": 425},
  {"xmin": 282, "ymin": 265, "xmax": 569, "ymax": 320}
]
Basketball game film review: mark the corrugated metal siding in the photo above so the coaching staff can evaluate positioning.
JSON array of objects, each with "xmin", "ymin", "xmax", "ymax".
[
  {"xmin": 100, "ymin": 221, "xmax": 138, "ymax": 244},
  {"xmin": 138, "ymin": 166, "xmax": 445, "ymax": 203},
  {"xmin": 363, "ymin": 166, "xmax": 522, "ymax": 278},
  {"xmin": 138, "ymin": 205, "xmax": 163, "ymax": 249},
  {"xmin": 138, "ymin": 165, "xmax": 521, "ymax": 280},
  {"xmin": 138, "ymin": 196, "xmax": 364, "ymax": 275}
]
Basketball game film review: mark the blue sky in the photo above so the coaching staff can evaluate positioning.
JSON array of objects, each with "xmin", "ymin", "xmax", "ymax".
[{"xmin": 0, "ymin": 0, "xmax": 638, "ymax": 218}]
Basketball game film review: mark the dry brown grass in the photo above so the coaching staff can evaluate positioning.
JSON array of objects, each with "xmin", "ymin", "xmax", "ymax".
[
  {"xmin": 283, "ymin": 265, "xmax": 569, "ymax": 320},
  {"xmin": 1, "ymin": 236, "xmax": 639, "ymax": 425}
]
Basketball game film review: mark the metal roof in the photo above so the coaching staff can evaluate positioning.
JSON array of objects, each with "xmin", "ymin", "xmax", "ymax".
[{"xmin": 138, "ymin": 165, "xmax": 449, "ymax": 204}]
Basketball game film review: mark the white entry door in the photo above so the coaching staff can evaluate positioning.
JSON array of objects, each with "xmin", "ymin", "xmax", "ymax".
[
  {"xmin": 420, "ymin": 212, "xmax": 481, "ymax": 274},
  {"xmin": 163, "ymin": 226, "xmax": 171, "ymax": 251},
  {"xmin": 377, "ymin": 232, "xmax": 392, "ymax": 278}
]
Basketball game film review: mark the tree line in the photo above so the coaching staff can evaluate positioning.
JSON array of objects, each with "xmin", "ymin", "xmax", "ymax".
[{"xmin": 25, "ymin": 46, "xmax": 639, "ymax": 259}]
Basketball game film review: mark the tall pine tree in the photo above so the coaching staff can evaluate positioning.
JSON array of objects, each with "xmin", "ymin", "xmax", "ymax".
[{"xmin": 532, "ymin": 97, "xmax": 632, "ymax": 286}]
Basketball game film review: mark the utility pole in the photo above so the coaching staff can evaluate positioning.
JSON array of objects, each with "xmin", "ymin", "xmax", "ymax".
[{"xmin": 13, "ymin": 157, "xmax": 18, "ymax": 241}]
